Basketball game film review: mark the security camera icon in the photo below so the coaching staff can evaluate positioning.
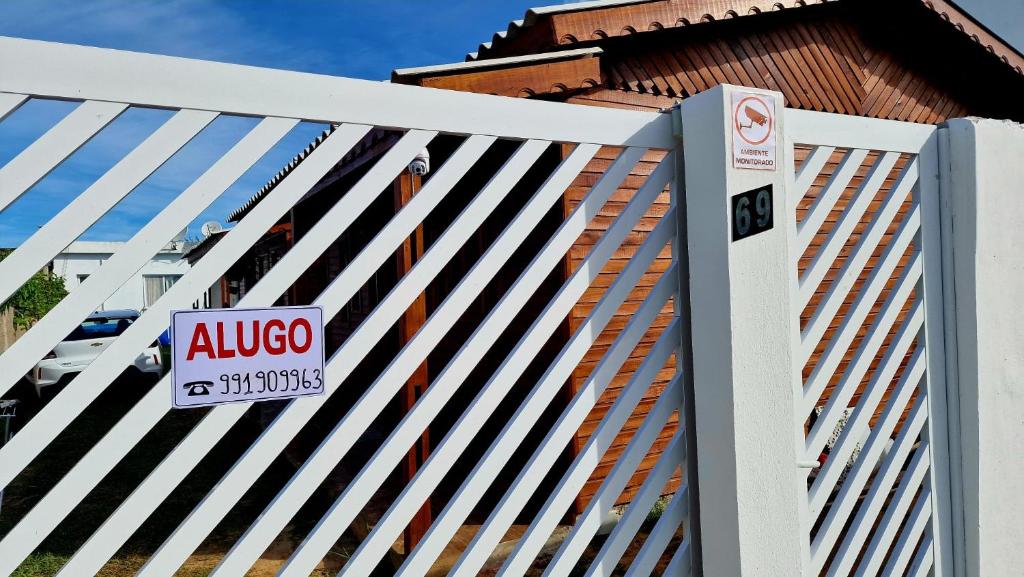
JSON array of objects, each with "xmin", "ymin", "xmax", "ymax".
[
  {"xmin": 183, "ymin": 380, "xmax": 213, "ymax": 396},
  {"xmin": 739, "ymin": 106, "xmax": 768, "ymax": 129}
]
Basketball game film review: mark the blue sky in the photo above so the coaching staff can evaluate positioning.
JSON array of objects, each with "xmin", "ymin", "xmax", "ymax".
[
  {"xmin": 0, "ymin": 0, "xmax": 1020, "ymax": 247},
  {"xmin": 0, "ymin": 0, "xmax": 544, "ymax": 247}
]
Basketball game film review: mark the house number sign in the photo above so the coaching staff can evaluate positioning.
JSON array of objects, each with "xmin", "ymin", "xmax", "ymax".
[{"xmin": 731, "ymin": 184, "xmax": 773, "ymax": 242}]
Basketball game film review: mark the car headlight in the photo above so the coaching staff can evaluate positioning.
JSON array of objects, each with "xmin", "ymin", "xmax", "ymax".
[{"xmin": 43, "ymin": 350, "xmax": 57, "ymax": 360}]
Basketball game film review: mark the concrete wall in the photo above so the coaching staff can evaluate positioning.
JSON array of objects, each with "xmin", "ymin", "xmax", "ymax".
[
  {"xmin": 945, "ymin": 117, "xmax": 1024, "ymax": 577},
  {"xmin": 51, "ymin": 241, "xmax": 190, "ymax": 312}
]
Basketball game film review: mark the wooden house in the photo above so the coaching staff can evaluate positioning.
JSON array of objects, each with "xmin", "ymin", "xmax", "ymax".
[{"xmin": 228, "ymin": 0, "xmax": 1024, "ymax": 554}]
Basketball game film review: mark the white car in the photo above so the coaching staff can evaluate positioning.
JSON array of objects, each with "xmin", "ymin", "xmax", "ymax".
[{"xmin": 25, "ymin": 309, "xmax": 163, "ymax": 397}]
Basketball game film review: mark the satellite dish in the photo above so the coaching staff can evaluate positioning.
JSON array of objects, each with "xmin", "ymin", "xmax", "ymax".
[{"xmin": 201, "ymin": 221, "xmax": 224, "ymax": 238}]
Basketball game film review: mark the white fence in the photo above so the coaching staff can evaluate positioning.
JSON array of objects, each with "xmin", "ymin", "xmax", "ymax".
[
  {"xmin": 0, "ymin": 36, "xmax": 693, "ymax": 577},
  {"xmin": 0, "ymin": 35, "xmax": 1015, "ymax": 577},
  {"xmin": 679, "ymin": 85, "xmax": 968, "ymax": 577},
  {"xmin": 785, "ymin": 110, "xmax": 953, "ymax": 577}
]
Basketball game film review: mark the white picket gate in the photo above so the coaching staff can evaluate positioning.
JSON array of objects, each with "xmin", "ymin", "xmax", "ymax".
[
  {"xmin": 0, "ymin": 36, "xmax": 695, "ymax": 577},
  {"xmin": 0, "ymin": 34, "xmax": 973, "ymax": 577},
  {"xmin": 785, "ymin": 110, "xmax": 955, "ymax": 577}
]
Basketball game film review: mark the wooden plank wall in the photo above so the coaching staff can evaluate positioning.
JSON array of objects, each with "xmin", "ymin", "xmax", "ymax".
[
  {"xmin": 560, "ymin": 11, "xmax": 987, "ymax": 509},
  {"xmin": 601, "ymin": 14, "xmax": 972, "ymax": 123},
  {"xmin": 562, "ymin": 91, "xmax": 681, "ymax": 509}
]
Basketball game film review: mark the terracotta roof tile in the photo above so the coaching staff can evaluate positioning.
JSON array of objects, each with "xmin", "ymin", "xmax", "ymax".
[{"xmin": 468, "ymin": 0, "xmax": 1023, "ymax": 77}]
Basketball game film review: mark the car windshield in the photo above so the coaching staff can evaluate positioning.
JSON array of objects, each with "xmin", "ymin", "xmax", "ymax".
[{"xmin": 65, "ymin": 317, "xmax": 137, "ymax": 342}]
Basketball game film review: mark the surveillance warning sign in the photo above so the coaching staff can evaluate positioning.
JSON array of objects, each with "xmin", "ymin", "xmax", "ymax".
[
  {"xmin": 732, "ymin": 92, "xmax": 777, "ymax": 171},
  {"xmin": 171, "ymin": 306, "xmax": 325, "ymax": 408}
]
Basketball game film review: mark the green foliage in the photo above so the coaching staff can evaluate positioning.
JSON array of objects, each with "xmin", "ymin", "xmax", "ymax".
[
  {"xmin": 0, "ymin": 249, "xmax": 68, "ymax": 330},
  {"xmin": 11, "ymin": 553, "xmax": 68, "ymax": 577},
  {"xmin": 646, "ymin": 495, "xmax": 671, "ymax": 524}
]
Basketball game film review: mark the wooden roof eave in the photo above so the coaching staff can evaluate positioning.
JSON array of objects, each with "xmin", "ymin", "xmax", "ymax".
[{"xmin": 393, "ymin": 50, "xmax": 605, "ymax": 98}]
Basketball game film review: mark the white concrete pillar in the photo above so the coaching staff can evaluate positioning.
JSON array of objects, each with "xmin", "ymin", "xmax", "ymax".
[
  {"xmin": 681, "ymin": 85, "xmax": 805, "ymax": 576},
  {"xmin": 942, "ymin": 117, "xmax": 1024, "ymax": 577}
]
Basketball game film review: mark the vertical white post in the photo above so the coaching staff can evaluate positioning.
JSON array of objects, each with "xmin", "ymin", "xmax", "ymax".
[
  {"xmin": 681, "ymin": 85, "xmax": 804, "ymax": 576},
  {"xmin": 942, "ymin": 117, "xmax": 1024, "ymax": 577},
  {"xmin": 671, "ymin": 107, "xmax": 703, "ymax": 577}
]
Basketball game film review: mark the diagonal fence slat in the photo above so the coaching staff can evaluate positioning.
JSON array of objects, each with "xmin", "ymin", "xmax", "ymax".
[
  {"xmin": 828, "ymin": 440, "xmax": 931, "ymax": 577},
  {"xmin": 811, "ymin": 348, "xmax": 926, "ymax": 528},
  {"xmin": 806, "ymin": 301, "xmax": 921, "ymax": 465},
  {"xmin": 0, "ymin": 99, "xmax": 128, "ymax": 213},
  {"xmin": 0, "ymin": 115, "xmax": 299, "ymax": 498},
  {"xmin": 812, "ymin": 392, "xmax": 928, "ymax": 571},
  {"xmin": 542, "ymin": 373, "xmax": 682, "ymax": 577},
  {"xmin": 0, "ymin": 110, "xmax": 275, "ymax": 399},
  {"xmin": 660, "ymin": 537, "xmax": 691, "ymax": 577},
  {"xmin": 807, "ymin": 311, "xmax": 922, "ymax": 502},
  {"xmin": 350, "ymin": 272, "xmax": 675, "ymax": 574},
  {"xmin": 130, "ymin": 136, "xmax": 557, "ymax": 577},
  {"xmin": 621, "ymin": 485, "xmax": 687, "ymax": 577},
  {"xmin": 379, "ymin": 159, "xmax": 675, "ymax": 577},
  {"xmin": 0, "ymin": 109, "xmax": 219, "ymax": 307},
  {"xmin": 207, "ymin": 142, "xmax": 612, "ymax": 577},
  {"xmin": 0, "ymin": 92, "xmax": 28, "ymax": 121},
  {"xmin": 287, "ymin": 155, "xmax": 675, "ymax": 577},
  {"xmin": 70, "ymin": 131, "xmax": 493, "ymax": 577},
  {"xmin": 793, "ymin": 145, "xmax": 836, "ymax": 205},
  {"xmin": 0, "ymin": 119, "xmax": 370, "ymax": 493},
  {"xmin": 0, "ymin": 123, "xmax": 375, "ymax": 576},
  {"xmin": 800, "ymin": 215, "xmax": 921, "ymax": 410},
  {"xmin": 804, "ymin": 264, "xmax": 923, "ymax": 461},
  {"xmin": 852, "ymin": 454, "xmax": 930, "ymax": 577},
  {"xmin": 498, "ymin": 320, "xmax": 681, "ymax": 577},
  {"xmin": 880, "ymin": 489, "xmax": 932, "ymax": 577},
  {"xmin": 795, "ymin": 148, "xmax": 868, "ymax": 254},
  {"xmin": 798, "ymin": 151, "xmax": 900, "ymax": 300},
  {"xmin": 312, "ymin": 144, "xmax": 640, "ymax": 570},
  {"xmin": 906, "ymin": 530, "xmax": 934, "ymax": 577},
  {"xmin": 580, "ymin": 432, "xmax": 683, "ymax": 577},
  {"xmin": 2, "ymin": 36, "xmax": 691, "ymax": 577},
  {"xmin": 450, "ymin": 239, "xmax": 678, "ymax": 577},
  {"xmin": 797, "ymin": 156, "xmax": 919, "ymax": 310}
]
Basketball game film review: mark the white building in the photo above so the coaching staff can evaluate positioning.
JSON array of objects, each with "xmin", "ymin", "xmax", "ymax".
[{"xmin": 52, "ymin": 241, "xmax": 191, "ymax": 312}]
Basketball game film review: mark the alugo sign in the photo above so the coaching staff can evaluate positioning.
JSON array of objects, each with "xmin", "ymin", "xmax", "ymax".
[{"xmin": 171, "ymin": 306, "xmax": 325, "ymax": 408}]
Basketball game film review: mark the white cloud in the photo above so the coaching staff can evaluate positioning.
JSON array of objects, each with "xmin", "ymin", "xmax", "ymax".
[{"xmin": 0, "ymin": 0, "xmax": 335, "ymax": 71}]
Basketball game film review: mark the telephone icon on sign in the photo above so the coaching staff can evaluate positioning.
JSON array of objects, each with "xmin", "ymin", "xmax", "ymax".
[{"xmin": 183, "ymin": 381, "xmax": 213, "ymax": 396}]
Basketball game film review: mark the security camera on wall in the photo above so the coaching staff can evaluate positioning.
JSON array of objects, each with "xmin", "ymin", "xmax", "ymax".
[{"xmin": 408, "ymin": 148, "xmax": 430, "ymax": 176}]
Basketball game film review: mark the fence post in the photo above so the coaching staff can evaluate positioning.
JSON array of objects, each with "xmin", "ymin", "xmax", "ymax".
[
  {"xmin": 681, "ymin": 84, "xmax": 805, "ymax": 576},
  {"xmin": 941, "ymin": 117, "xmax": 1024, "ymax": 577}
]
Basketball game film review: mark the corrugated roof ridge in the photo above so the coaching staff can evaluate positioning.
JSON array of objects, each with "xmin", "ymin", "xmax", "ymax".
[
  {"xmin": 466, "ymin": 0, "xmax": 830, "ymax": 61},
  {"xmin": 226, "ymin": 125, "xmax": 336, "ymax": 223},
  {"xmin": 468, "ymin": 0, "xmax": 1022, "ymax": 78},
  {"xmin": 920, "ymin": 0, "xmax": 1024, "ymax": 75},
  {"xmin": 525, "ymin": 0, "xmax": 655, "ymax": 23}
]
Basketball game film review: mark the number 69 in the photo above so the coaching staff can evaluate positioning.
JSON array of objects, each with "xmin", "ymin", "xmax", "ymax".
[{"xmin": 734, "ymin": 188, "xmax": 771, "ymax": 236}]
